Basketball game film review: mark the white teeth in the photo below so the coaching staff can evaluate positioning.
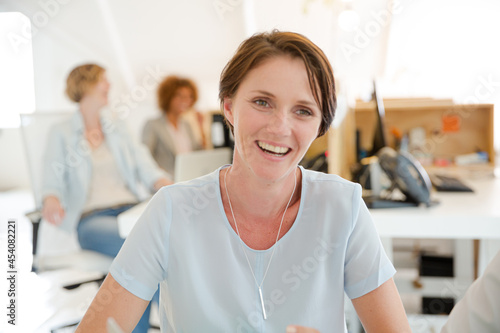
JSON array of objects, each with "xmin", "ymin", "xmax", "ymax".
[{"xmin": 257, "ymin": 141, "xmax": 290, "ymax": 155}]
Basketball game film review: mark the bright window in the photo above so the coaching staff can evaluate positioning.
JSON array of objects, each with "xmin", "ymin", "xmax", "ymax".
[
  {"xmin": 0, "ymin": 12, "xmax": 35, "ymax": 128},
  {"xmin": 383, "ymin": 0, "xmax": 500, "ymax": 148}
]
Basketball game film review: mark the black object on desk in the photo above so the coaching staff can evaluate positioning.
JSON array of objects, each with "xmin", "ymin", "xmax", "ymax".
[
  {"xmin": 363, "ymin": 195, "xmax": 440, "ymax": 209},
  {"xmin": 430, "ymin": 174, "xmax": 474, "ymax": 192},
  {"xmin": 363, "ymin": 196, "xmax": 419, "ymax": 209}
]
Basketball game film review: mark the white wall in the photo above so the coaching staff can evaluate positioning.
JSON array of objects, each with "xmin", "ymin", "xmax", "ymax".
[
  {"xmin": 0, "ymin": 0, "xmax": 391, "ymax": 190},
  {"xmin": 383, "ymin": 0, "xmax": 500, "ymax": 150},
  {"xmin": 0, "ymin": 129, "xmax": 31, "ymax": 190}
]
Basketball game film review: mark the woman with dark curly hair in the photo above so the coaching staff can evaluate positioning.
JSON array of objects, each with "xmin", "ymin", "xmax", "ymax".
[{"xmin": 142, "ymin": 75, "xmax": 204, "ymax": 176}]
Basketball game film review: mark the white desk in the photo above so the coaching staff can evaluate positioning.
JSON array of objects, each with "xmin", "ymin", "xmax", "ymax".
[
  {"xmin": 117, "ymin": 200, "xmax": 149, "ymax": 238},
  {"xmin": 370, "ymin": 176, "xmax": 500, "ymax": 303},
  {"xmin": 371, "ymin": 176, "xmax": 500, "ymax": 240},
  {"xmin": 119, "ymin": 177, "xmax": 500, "ymax": 240}
]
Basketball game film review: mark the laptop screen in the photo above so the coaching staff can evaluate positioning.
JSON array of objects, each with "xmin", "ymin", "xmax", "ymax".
[{"xmin": 174, "ymin": 148, "xmax": 232, "ymax": 183}]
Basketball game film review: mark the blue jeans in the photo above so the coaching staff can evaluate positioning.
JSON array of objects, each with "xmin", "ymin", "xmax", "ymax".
[{"xmin": 77, "ymin": 204, "xmax": 156, "ymax": 333}]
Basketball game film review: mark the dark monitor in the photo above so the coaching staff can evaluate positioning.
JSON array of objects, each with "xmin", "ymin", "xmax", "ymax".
[
  {"xmin": 211, "ymin": 113, "xmax": 234, "ymax": 149},
  {"xmin": 369, "ymin": 80, "xmax": 387, "ymax": 156}
]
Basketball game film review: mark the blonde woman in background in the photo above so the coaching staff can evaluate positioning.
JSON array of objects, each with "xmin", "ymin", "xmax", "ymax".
[{"xmin": 41, "ymin": 63, "xmax": 171, "ymax": 333}]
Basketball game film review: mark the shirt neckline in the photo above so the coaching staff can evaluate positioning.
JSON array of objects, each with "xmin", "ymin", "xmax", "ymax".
[{"xmin": 215, "ymin": 165, "xmax": 306, "ymax": 254}]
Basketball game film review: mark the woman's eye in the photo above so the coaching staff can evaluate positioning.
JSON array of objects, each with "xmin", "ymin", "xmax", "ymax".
[
  {"xmin": 297, "ymin": 109, "xmax": 312, "ymax": 116},
  {"xmin": 254, "ymin": 99, "xmax": 269, "ymax": 107}
]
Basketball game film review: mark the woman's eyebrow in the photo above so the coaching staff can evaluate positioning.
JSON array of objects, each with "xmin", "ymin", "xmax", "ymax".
[
  {"xmin": 297, "ymin": 99, "xmax": 317, "ymax": 107},
  {"xmin": 251, "ymin": 90, "xmax": 317, "ymax": 107},
  {"xmin": 251, "ymin": 90, "xmax": 275, "ymax": 97}
]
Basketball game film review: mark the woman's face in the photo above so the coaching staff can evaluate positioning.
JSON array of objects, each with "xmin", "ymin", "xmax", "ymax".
[
  {"xmin": 169, "ymin": 86, "xmax": 194, "ymax": 115},
  {"xmin": 84, "ymin": 73, "xmax": 110, "ymax": 107},
  {"xmin": 224, "ymin": 55, "xmax": 322, "ymax": 182}
]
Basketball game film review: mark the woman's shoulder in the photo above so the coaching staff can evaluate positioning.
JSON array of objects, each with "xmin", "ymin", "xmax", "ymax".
[
  {"xmin": 302, "ymin": 168, "xmax": 360, "ymax": 189},
  {"xmin": 301, "ymin": 168, "xmax": 362, "ymax": 204},
  {"xmin": 141, "ymin": 116, "xmax": 165, "ymax": 134},
  {"xmin": 144, "ymin": 115, "xmax": 164, "ymax": 126},
  {"xmin": 48, "ymin": 113, "xmax": 79, "ymax": 139},
  {"xmin": 159, "ymin": 167, "xmax": 221, "ymax": 197}
]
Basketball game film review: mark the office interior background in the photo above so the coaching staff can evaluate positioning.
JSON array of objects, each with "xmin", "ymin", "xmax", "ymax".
[{"xmin": 1, "ymin": 0, "xmax": 500, "ymax": 332}]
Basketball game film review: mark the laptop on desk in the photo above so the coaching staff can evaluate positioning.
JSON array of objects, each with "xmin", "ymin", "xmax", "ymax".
[{"xmin": 174, "ymin": 147, "xmax": 232, "ymax": 183}]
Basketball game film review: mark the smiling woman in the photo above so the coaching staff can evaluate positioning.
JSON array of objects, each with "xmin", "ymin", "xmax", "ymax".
[{"xmin": 76, "ymin": 30, "xmax": 411, "ymax": 333}]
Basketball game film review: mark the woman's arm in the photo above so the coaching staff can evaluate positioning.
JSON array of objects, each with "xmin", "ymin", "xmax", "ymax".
[
  {"xmin": 76, "ymin": 274, "xmax": 149, "ymax": 333},
  {"xmin": 141, "ymin": 120, "xmax": 158, "ymax": 156},
  {"xmin": 112, "ymin": 119, "xmax": 172, "ymax": 188},
  {"xmin": 351, "ymin": 278, "xmax": 411, "ymax": 333},
  {"xmin": 153, "ymin": 177, "xmax": 173, "ymax": 191}
]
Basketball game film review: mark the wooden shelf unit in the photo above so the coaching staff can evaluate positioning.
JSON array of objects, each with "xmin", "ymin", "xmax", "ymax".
[{"xmin": 353, "ymin": 99, "xmax": 495, "ymax": 169}]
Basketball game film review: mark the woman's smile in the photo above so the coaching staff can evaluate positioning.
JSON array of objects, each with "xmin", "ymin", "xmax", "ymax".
[{"xmin": 256, "ymin": 140, "xmax": 291, "ymax": 157}]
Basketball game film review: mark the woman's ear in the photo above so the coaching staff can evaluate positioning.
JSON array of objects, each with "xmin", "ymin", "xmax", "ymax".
[{"xmin": 223, "ymin": 97, "xmax": 234, "ymax": 126}]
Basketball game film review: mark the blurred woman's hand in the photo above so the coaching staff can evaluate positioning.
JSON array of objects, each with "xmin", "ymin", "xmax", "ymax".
[
  {"xmin": 286, "ymin": 325, "xmax": 320, "ymax": 333},
  {"xmin": 42, "ymin": 195, "xmax": 65, "ymax": 226},
  {"xmin": 153, "ymin": 177, "xmax": 173, "ymax": 191}
]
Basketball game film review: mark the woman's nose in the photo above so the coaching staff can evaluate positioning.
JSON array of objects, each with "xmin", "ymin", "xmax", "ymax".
[{"xmin": 267, "ymin": 110, "xmax": 291, "ymax": 136}]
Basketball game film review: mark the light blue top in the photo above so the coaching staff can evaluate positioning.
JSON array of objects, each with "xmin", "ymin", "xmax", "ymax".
[
  {"xmin": 110, "ymin": 166, "xmax": 395, "ymax": 332},
  {"xmin": 41, "ymin": 111, "xmax": 169, "ymax": 233}
]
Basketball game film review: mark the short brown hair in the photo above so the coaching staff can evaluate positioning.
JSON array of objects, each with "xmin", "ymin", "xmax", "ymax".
[
  {"xmin": 157, "ymin": 75, "xmax": 198, "ymax": 114},
  {"xmin": 65, "ymin": 64, "xmax": 105, "ymax": 103},
  {"xmin": 219, "ymin": 30, "xmax": 336, "ymax": 137}
]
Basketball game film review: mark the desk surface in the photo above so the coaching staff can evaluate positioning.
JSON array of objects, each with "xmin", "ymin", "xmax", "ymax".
[
  {"xmin": 371, "ymin": 176, "xmax": 500, "ymax": 239},
  {"xmin": 118, "ymin": 176, "xmax": 500, "ymax": 240},
  {"xmin": 117, "ymin": 200, "xmax": 149, "ymax": 238}
]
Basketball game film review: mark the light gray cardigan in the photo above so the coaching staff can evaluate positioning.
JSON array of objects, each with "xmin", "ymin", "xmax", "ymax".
[{"xmin": 141, "ymin": 115, "xmax": 202, "ymax": 176}]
